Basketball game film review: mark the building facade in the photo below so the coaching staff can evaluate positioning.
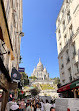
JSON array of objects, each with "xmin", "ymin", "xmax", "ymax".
[
  {"xmin": 56, "ymin": 0, "xmax": 79, "ymax": 98},
  {"xmin": 31, "ymin": 59, "xmax": 49, "ymax": 80},
  {"xmin": 0, "ymin": 0, "xmax": 23, "ymax": 110}
]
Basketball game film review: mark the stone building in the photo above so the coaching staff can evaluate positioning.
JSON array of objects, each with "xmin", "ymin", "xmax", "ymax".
[
  {"xmin": 31, "ymin": 59, "xmax": 49, "ymax": 80},
  {"xmin": 0, "ymin": 0, "xmax": 23, "ymax": 110},
  {"xmin": 56, "ymin": 0, "xmax": 79, "ymax": 98}
]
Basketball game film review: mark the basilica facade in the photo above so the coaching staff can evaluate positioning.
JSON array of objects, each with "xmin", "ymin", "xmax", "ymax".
[{"xmin": 31, "ymin": 59, "xmax": 49, "ymax": 80}]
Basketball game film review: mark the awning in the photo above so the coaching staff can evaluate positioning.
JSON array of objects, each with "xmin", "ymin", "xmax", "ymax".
[
  {"xmin": 57, "ymin": 83, "xmax": 71, "ymax": 93},
  {"xmin": 70, "ymin": 80, "xmax": 79, "ymax": 89},
  {"xmin": 11, "ymin": 67, "xmax": 21, "ymax": 82}
]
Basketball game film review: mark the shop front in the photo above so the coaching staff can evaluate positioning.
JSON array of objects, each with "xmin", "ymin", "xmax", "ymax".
[
  {"xmin": 70, "ymin": 79, "xmax": 79, "ymax": 98},
  {"xmin": 57, "ymin": 79, "xmax": 79, "ymax": 98},
  {"xmin": 57, "ymin": 83, "xmax": 74, "ymax": 98},
  {"xmin": 0, "ymin": 57, "xmax": 11, "ymax": 111}
]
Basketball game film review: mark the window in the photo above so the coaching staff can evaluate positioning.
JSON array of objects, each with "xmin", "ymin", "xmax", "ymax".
[
  {"xmin": 75, "ymin": 62, "xmax": 79, "ymax": 74},
  {"xmin": 62, "ymin": 72, "xmax": 64, "ymax": 76},
  {"xmin": 66, "ymin": 0, "xmax": 70, "ymax": 3},
  {"xmin": 67, "ymin": 11, "xmax": 71, "ymax": 23},
  {"xmin": 58, "ymin": 18, "xmax": 60, "ymax": 26},
  {"xmin": 66, "ymin": 49, "xmax": 70, "ymax": 64},
  {"xmin": 63, "ymin": 21, "xmax": 66, "ymax": 32},
  {"xmin": 61, "ymin": 64, "xmax": 64, "ymax": 69},
  {"xmin": 62, "ymin": 9, "xmax": 64, "ymax": 16},
  {"xmin": 68, "ymin": 68, "xmax": 72, "ymax": 82},
  {"xmin": 69, "ymin": 24, "xmax": 74, "ymax": 38},
  {"xmin": 59, "ymin": 43, "xmax": 62, "ymax": 51},
  {"xmin": 62, "ymin": 79, "xmax": 65, "ymax": 83},
  {"xmin": 72, "ymin": 43, "xmax": 76, "ymax": 58},
  {"xmin": 64, "ymin": 34, "xmax": 67, "ymax": 44},
  {"xmin": 58, "ymin": 29, "xmax": 61, "ymax": 40}
]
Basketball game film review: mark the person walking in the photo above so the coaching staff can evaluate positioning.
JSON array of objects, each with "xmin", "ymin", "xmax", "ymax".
[
  {"xmin": 36, "ymin": 103, "xmax": 41, "ymax": 111},
  {"xmin": 40, "ymin": 100, "xmax": 44, "ymax": 111},
  {"xmin": 44, "ymin": 99, "xmax": 52, "ymax": 111},
  {"xmin": 50, "ymin": 107, "xmax": 55, "ymax": 111},
  {"xmin": 26, "ymin": 103, "xmax": 31, "ymax": 111}
]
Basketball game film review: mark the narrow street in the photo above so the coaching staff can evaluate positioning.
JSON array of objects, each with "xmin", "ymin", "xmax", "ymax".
[{"xmin": 0, "ymin": 0, "xmax": 79, "ymax": 111}]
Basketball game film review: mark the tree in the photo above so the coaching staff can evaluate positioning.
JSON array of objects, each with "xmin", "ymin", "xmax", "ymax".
[
  {"xmin": 29, "ymin": 76, "xmax": 37, "ymax": 81},
  {"xmin": 21, "ymin": 72, "xmax": 29, "ymax": 86},
  {"xmin": 30, "ymin": 87, "xmax": 40, "ymax": 97},
  {"xmin": 53, "ymin": 77, "xmax": 60, "ymax": 84}
]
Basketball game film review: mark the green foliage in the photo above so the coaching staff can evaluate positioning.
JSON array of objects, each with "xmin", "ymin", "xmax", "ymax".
[
  {"xmin": 40, "ymin": 84, "xmax": 55, "ymax": 90},
  {"xmin": 29, "ymin": 76, "xmax": 37, "ymax": 81},
  {"xmin": 53, "ymin": 77, "xmax": 60, "ymax": 84},
  {"xmin": 20, "ymin": 72, "xmax": 29, "ymax": 86},
  {"xmin": 30, "ymin": 87, "xmax": 40, "ymax": 96}
]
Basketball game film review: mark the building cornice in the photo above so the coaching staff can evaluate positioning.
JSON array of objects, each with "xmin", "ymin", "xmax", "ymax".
[{"xmin": 56, "ymin": 0, "xmax": 65, "ymax": 23}]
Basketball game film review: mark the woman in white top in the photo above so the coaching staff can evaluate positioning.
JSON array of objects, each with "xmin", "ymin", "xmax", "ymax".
[{"xmin": 36, "ymin": 103, "xmax": 41, "ymax": 111}]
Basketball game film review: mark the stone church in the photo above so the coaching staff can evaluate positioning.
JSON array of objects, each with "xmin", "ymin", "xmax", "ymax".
[{"xmin": 31, "ymin": 59, "xmax": 49, "ymax": 80}]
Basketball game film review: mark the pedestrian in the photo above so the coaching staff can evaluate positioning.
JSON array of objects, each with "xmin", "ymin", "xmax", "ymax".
[
  {"xmin": 44, "ymin": 99, "xmax": 52, "ymax": 111},
  {"xmin": 50, "ymin": 107, "xmax": 55, "ymax": 111},
  {"xmin": 19, "ymin": 99, "xmax": 25, "ymax": 111},
  {"xmin": 6, "ymin": 98, "xmax": 17, "ymax": 111},
  {"xmin": 40, "ymin": 100, "xmax": 44, "ymax": 111},
  {"xmin": 50, "ymin": 100, "xmax": 55, "ymax": 108},
  {"xmin": 30, "ymin": 103, "xmax": 34, "ymax": 111},
  {"xmin": 10, "ymin": 103, "xmax": 19, "ymax": 111},
  {"xmin": 36, "ymin": 103, "xmax": 41, "ymax": 111},
  {"xmin": 26, "ymin": 103, "xmax": 31, "ymax": 111}
]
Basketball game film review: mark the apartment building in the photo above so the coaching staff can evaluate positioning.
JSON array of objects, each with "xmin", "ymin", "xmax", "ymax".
[
  {"xmin": 56, "ymin": 0, "xmax": 79, "ymax": 98},
  {"xmin": 0, "ymin": 0, "xmax": 23, "ymax": 110}
]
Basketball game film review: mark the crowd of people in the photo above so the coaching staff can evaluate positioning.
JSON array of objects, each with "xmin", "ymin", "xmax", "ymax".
[{"xmin": 5, "ymin": 97, "xmax": 55, "ymax": 111}]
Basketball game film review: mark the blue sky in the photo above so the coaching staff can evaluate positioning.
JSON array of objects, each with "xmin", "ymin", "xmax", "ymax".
[{"xmin": 20, "ymin": 0, "xmax": 64, "ymax": 78}]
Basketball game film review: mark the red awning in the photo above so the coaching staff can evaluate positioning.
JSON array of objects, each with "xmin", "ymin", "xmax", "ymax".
[{"xmin": 57, "ymin": 83, "xmax": 71, "ymax": 93}]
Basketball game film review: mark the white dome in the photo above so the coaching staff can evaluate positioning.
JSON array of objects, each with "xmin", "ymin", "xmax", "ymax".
[
  {"xmin": 33, "ymin": 68, "xmax": 36, "ymax": 73},
  {"xmin": 43, "ymin": 67, "xmax": 47, "ymax": 72},
  {"xmin": 37, "ymin": 58, "xmax": 43, "ymax": 71}
]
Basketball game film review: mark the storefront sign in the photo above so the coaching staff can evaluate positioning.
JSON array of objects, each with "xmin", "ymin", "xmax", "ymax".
[
  {"xmin": 18, "ymin": 68, "xmax": 25, "ymax": 72},
  {"xmin": 70, "ymin": 80, "xmax": 79, "ymax": 89},
  {"xmin": 57, "ymin": 83, "xmax": 71, "ymax": 93},
  {"xmin": 11, "ymin": 67, "xmax": 21, "ymax": 81}
]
